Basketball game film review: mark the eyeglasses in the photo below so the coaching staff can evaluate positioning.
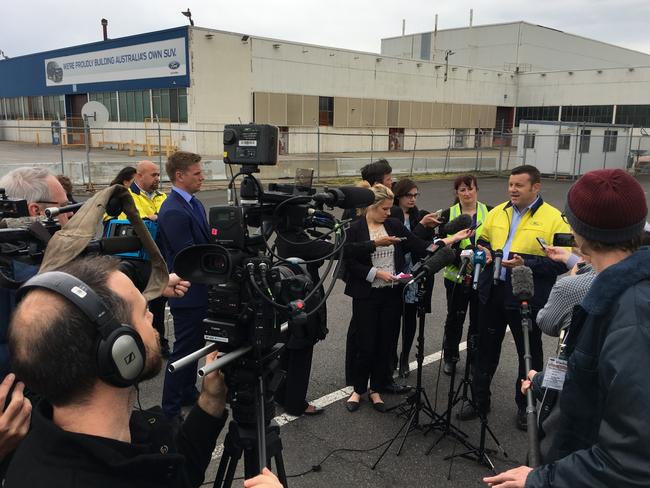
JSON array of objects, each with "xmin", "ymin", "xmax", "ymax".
[{"xmin": 404, "ymin": 193, "xmax": 419, "ymax": 199}]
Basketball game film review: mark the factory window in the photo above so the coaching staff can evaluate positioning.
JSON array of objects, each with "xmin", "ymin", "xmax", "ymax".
[
  {"xmin": 615, "ymin": 105, "xmax": 650, "ymax": 127},
  {"xmin": 319, "ymin": 96, "xmax": 334, "ymax": 126},
  {"xmin": 515, "ymin": 106, "xmax": 559, "ymax": 127},
  {"xmin": 561, "ymin": 105, "xmax": 613, "ymax": 124},
  {"xmin": 523, "ymin": 133, "xmax": 536, "ymax": 149},
  {"xmin": 579, "ymin": 129, "xmax": 591, "ymax": 153},
  {"xmin": 3, "ymin": 97, "xmax": 23, "ymax": 120},
  {"xmin": 603, "ymin": 130, "xmax": 618, "ymax": 152},
  {"xmin": 89, "ymin": 92, "xmax": 118, "ymax": 121},
  {"xmin": 118, "ymin": 90, "xmax": 151, "ymax": 122},
  {"xmin": 558, "ymin": 134, "xmax": 571, "ymax": 150},
  {"xmin": 152, "ymin": 88, "xmax": 187, "ymax": 123},
  {"xmin": 26, "ymin": 96, "xmax": 43, "ymax": 119},
  {"xmin": 43, "ymin": 95, "xmax": 65, "ymax": 120}
]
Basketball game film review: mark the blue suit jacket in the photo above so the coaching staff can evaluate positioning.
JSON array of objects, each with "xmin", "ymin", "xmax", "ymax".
[{"xmin": 157, "ymin": 190, "xmax": 210, "ymax": 309}]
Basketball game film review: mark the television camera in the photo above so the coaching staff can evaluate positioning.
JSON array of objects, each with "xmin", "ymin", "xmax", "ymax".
[{"xmin": 170, "ymin": 124, "xmax": 373, "ymax": 486}]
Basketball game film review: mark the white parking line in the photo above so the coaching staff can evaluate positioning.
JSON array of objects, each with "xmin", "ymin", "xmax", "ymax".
[{"xmin": 210, "ymin": 340, "xmax": 467, "ymax": 460}]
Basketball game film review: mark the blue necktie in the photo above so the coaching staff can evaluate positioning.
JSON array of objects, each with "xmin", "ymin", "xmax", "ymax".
[{"xmin": 190, "ymin": 196, "xmax": 207, "ymax": 229}]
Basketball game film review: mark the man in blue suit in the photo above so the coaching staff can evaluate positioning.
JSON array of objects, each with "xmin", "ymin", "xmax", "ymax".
[{"xmin": 157, "ymin": 151, "xmax": 210, "ymax": 420}]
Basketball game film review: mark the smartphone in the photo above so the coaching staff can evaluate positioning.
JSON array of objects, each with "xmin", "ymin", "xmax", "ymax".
[
  {"xmin": 395, "ymin": 272, "xmax": 413, "ymax": 283},
  {"xmin": 536, "ymin": 236, "xmax": 549, "ymax": 250},
  {"xmin": 468, "ymin": 220, "xmax": 482, "ymax": 232},
  {"xmin": 553, "ymin": 233, "xmax": 576, "ymax": 247}
]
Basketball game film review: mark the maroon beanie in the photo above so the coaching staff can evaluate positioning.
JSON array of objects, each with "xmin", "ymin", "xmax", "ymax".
[{"xmin": 564, "ymin": 169, "xmax": 647, "ymax": 243}]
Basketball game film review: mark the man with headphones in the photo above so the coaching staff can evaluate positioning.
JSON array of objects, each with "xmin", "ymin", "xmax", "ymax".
[{"xmin": 4, "ymin": 255, "xmax": 229, "ymax": 487}]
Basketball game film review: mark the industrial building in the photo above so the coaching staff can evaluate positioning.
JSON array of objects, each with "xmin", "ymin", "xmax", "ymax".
[{"xmin": 1, "ymin": 20, "xmax": 649, "ymax": 164}]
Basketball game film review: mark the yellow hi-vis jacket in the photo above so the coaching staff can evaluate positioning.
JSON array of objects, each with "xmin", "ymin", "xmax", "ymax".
[
  {"xmin": 477, "ymin": 197, "xmax": 570, "ymax": 309},
  {"xmin": 105, "ymin": 182, "xmax": 167, "ymax": 221},
  {"xmin": 443, "ymin": 202, "xmax": 489, "ymax": 283}
]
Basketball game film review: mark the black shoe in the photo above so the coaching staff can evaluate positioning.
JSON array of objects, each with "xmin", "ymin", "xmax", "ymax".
[
  {"xmin": 304, "ymin": 404, "xmax": 325, "ymax": 416},
  {"xmin": 382, "ymin": 381, "xmax": 412, "ymax": 395},
  {"xmin": 368, "ymin": 391, "xmax": 386, "ymax": 413},
  {"xmin": 346, "ymin": 400, "xmax": 360, "ymax": 412},
  {"xmin": 443, "ymin": 361, "xmax": 456, "ymax": 376},
  {"xmin": 457, "ymin": 402, "xmax": 491, "ymax": 421},
  {"xmin": 516, "ymin": 409, "xmax": 528, "ymax": 431}
]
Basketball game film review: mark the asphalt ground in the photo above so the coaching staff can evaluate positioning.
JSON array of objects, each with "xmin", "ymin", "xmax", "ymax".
[{"xmin": 133, "ymin": 174, "xmax": 650, "ymax": 488}]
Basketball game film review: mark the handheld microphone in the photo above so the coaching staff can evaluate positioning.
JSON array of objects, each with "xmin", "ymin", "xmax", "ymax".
[
  {"xmin": 456, "ymin": 249, "xmax": 474, "ymax": 280},
  {"xmin": 312, "ymin": 186, "xmax": 375, "ymax": 209},
  {"xmin": 440, "ymin": 213, "xmax": 473, "ymax": 236},
  {"xmin": 493, "ymin": 249, "xmax": 503, "ymax": 285},
  {"xmin": 472, "ymin": 249, "xmax": 486, "ymax": 290},
  {"xmin": 511, "ymin": 265, "xmax": 534, "ymax": 302},
  {"xmin": 511, "ymin": 264, "xmax": 541, "ymax": 467},
  {"xmin": 407, "ymin": 245, "xmax": 456, "ymax": 285}
]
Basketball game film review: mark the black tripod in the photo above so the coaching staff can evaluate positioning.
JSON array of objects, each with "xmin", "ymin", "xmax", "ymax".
[
  {"xmin": 372, "ymin": 278, "xmax": 443, "ymax": 468},
  {"xmin": 213, "ymin": 348, "xmax": 289, "ymax": 488}
]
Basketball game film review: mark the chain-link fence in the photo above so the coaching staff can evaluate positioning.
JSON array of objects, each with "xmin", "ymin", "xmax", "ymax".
[{"xmin": 1, "ymin": 121, "xmax": 649, "ymax": 185}]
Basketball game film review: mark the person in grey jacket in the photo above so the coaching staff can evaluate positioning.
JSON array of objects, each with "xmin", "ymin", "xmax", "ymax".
[{"xmin": 484, "ymin": 168, "xmax": 650, "ymax": 488}]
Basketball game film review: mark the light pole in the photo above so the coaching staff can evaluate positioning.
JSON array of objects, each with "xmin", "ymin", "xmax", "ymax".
[
  {"xmin": 181, "ymin": 9, "xmax": 194, "ymax": 26},
  {"xmin": 444, "ymin": 50, "xmax": 455, "ymax": 82}
]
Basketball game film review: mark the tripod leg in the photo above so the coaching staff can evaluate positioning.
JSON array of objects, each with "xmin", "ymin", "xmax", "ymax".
[
  {"xmin": 371, "ymin": 405, "xmax": 414, "ymax": 469},
  {"xmin": 273, "ymin": 452, "xmax": 289, "ymax": 488}
]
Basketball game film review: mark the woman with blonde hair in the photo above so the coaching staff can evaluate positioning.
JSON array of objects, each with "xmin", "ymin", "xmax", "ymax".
[{"xmin": 344, "ymin": 183, "xmax": 472, "ymax": 412}]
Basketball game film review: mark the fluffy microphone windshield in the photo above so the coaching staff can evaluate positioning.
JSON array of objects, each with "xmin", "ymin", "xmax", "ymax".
[
  {"xmin": 441, "ymin": 213, "xmax": 473, "ymax": 235},
  {"xmin": 511, "ymin": 265, "xmax": 534, "ymax": 301}
]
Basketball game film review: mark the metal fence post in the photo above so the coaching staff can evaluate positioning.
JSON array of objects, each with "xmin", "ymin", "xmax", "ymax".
[
  {"xmin": 83, "ymin": 115, "xmax": 93, "ymax": 190},
  {"xmin": 554, "ymin": 122, "xmax": 562, "ymax": 179},
  {"xmin": 603, "ymin": 132, "xmax": 608, "ymax": 169},
  {"xmin": 57, "ymin": 112, "xmax": 64, "ymax": 174},
  {"xmin": 155, "ymin": 114, "xmax": 163, "ymax": 185},
  {"xmin": 409, "ymin": 130, "xmax": 418, "ymax": 176},
  {"xmin": 370, "ymin": 129, "xmax": 374, "ymax": 164},
  {"xmin": 498, "ymin": 119, "xmax": 504, "ymax": 176},
  {"xmin": 444, "ymin": 130, "xmax": 452, "ymax": 173},
  {"xmin": 316, "ymin": 126, "xmax": 321, "ymax": 183}
]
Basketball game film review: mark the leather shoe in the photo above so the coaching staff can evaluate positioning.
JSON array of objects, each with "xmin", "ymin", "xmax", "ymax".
[
  {"xmin": 382, "ymin": 381, "xmax": 412, "ymax": 395},
  {"xmin": 516, "ymin": 409, "xmax": 528, "ymax": 431},
  {"xmin": 443, "ymin": 361, "xmax": 456, "ymax": 376},
  {"xmin": 345, "ymin": 400, "xmax": 360, "ymax": 412},
  {"xmin": 304, "ymin": 404, "xmax": 324, "ymax": 416},
  {"xmin": 457, "ymin": 402, "xmax": 491, "ymax": 421},
  {"xmin": 368, "ymin": 391, "xmax": 386, "ymax": 413}
]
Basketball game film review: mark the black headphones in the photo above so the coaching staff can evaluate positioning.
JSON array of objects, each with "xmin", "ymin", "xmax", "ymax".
[{"xmin": 17, "ymin": 271, "xmax": 146, "ymax": 388}]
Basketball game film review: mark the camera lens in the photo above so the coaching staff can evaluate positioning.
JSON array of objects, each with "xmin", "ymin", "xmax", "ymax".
[{"xmin": 204, "ymin": 253, "xmax": 227, "ymax": 273}]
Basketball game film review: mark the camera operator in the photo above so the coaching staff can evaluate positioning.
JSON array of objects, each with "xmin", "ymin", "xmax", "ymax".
[
  {"xmin": 5, "ymin": 255, "xmax": 228, "ymax": 488},
  {"xmin": 484, "ymin": 169, "xmax": 650, "ymax": 488},
  {"xmin": 0, "ymin": 167, "xmax": 74, "ymax": 379}
]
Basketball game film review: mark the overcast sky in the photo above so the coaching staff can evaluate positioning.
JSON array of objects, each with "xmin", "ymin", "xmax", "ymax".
[{"xmin": 3, "ymin": 0, "xmax": 650, "ymax": 58}]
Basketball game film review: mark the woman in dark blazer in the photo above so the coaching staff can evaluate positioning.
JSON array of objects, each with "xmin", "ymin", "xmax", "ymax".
[
  {"xmin": 390, "ymin": 178, "xmax": 439, "ymax": 377},
  {"xmin": 344, "ymin": 183, "xmax": 438, "ymax": 412}
]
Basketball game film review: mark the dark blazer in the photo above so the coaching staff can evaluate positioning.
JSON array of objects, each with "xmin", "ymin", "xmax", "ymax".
[
  {"xmin": 344, "ymin": 217, "xmax": 429, "ymax": 299},
  {"xmin": 157, "ymin": 189, "xmax": 210, "ymax": 309},
  {"xmin": 390, "ymin": 205, "xmax": 435, "ymax": 241}
]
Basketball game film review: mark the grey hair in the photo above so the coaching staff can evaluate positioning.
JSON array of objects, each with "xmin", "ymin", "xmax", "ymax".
[{"xmin": 0, "ymin": 167, "xmax": 54, "ymax": 203}]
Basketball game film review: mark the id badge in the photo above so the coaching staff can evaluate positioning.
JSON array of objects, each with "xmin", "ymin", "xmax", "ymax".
[{"xmin": 541, "ymin": 357, "xmax": 568, "ymax": 391}]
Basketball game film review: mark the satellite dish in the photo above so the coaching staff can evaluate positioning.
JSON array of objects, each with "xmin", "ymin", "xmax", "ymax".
[{"xmin": 81, "ymin": 101, "xmax": 109, "ymax": 128}]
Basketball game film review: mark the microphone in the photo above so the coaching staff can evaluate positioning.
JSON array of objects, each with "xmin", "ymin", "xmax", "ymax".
[
  {"xmin": 83, "ymin": 236, "xmax": 142, "ymax": 255},
  {"xmin": 440, "ymin": 213, "xmax": 472, "ymax": 236},
  {"xmin": 312, "ymin": 186, "xmax": 375, "ymax": 209},
  {"xmin": 472, "ymin": 248, "xmax": 486, "ymax": 290},
  {"xmin": 511, "ymin": 264, "xmax": 541, "ymax": 467},
  {"xmin": 456, "ymin": 249, "xmax": 474, "ymax": 280},
  {"xmin": 105, "ymin": 196, "xmax": 124, "ymax": 217},
  {"xmin": 407, "ymin": 245, "xmax": 456, "ymax": 285},
  {"xmin": 511, "ymin": 265, "xmax": 534, "ymax": 302},
  {"xmin": 493, "ymin": 249, "xmax": 503, "ymax": 285}
]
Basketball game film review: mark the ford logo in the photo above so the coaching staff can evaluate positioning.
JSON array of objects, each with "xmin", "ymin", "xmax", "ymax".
[{"xmin": 168, "ymin": 60, "xmax": 180, "ymax": 69}]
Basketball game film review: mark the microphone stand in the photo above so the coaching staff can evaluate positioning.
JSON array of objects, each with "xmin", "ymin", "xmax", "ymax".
[
  {"xmin": 520, "ymin": 298, "xmax": 541, "ymax": 467},
  {"xmin": 372, "ymin": 275, "xmax": 442, "ymax": 469}
]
